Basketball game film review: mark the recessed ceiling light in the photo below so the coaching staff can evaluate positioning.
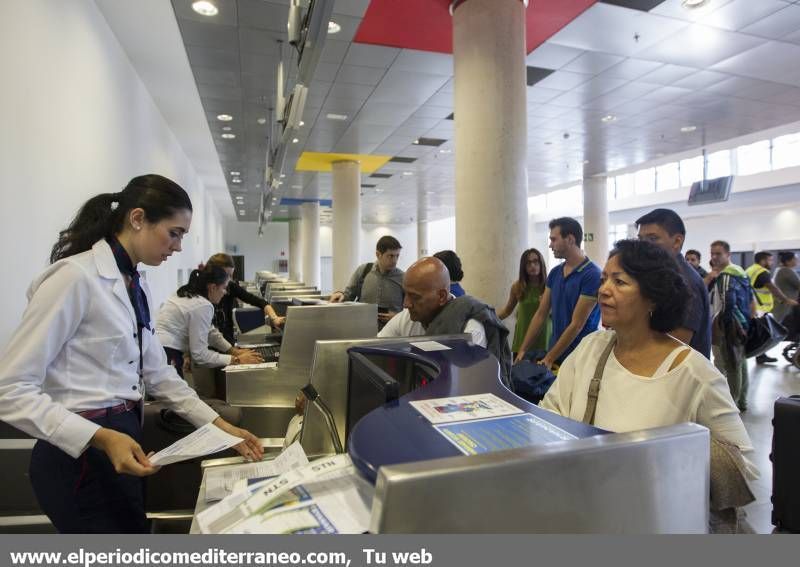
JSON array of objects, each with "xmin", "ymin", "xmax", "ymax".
[
  {"xmin": 221, "ymin": 133, "xmax": 236, "ymax": 139},
  {"xmin": 239, "ymin": 210, "xmax": 246, "ymax": 215},
  {"xmin": 192, "ymin": 1, "xmax": 219, "ymax": 17},
  {"xmin": 292, "ymin": 138, "xmax": 299, "ymax": 143},
  {"xmin": 257, "ymin": 117, "xmax": 267, "ymax": 125},
  {"xmin": 681, "ymin": 0, "xmax": 710, "ymax": 9},
  {"xmin": 230, "ymin": 171, "xmax": 240, "ymax": 175},
  {"xmin": 232, "ymin": 178, "xmax": 241, "ymax": 184},
  {"xmin": 217, "ymin": 114, "xmax": 233, "ymax": 122},
  {"xmin": 681, "ymin": 125, "xmax": 697, "ymax": 133},
  {"xmin": 412, "ymin": 139, "xmax": 420, "ymax": 145},
  {"xmin": 326, "ymin": 113, "xmax": 348, "ymax": 121},
  {"xmin": 328, "ymin": 21, "xmax": 341, "ymax": 34},
  {"xmin": 280, "ymin": 174, "xmax": 286, "ymax": 178},
  {"xmin": 299, "ymin": 121, "xmax": 305, "ymax": 126},
  {"xmin": 439, "ymin": 149, "xmax": 452, "ymax": 154},
  {"xmin": 601, "ymin": 114, "xmax": 617, "ymax": 123},
  {"xmin": 402, "ymin": 171, "xmax": 414, "ymax": 176},
  {"xmin": 222, "ymin": 126, "xmax": 232, "ymax": 131}
]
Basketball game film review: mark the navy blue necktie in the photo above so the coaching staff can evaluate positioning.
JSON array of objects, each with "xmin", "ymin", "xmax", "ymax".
[{"xmin": 107, "ymin": 237, "xmax": 151, "ymax": 333}]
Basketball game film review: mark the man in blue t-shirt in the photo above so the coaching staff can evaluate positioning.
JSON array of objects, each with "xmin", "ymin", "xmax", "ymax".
[
  {"xmin": 514, "ymin": 217, "xmax": 601, "ymax": 369},
  {"xmin": 636, "ymin": 208, "xmax": 711, "ymax": 359}
]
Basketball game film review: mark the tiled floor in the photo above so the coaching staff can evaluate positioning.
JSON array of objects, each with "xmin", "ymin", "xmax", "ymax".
[{"xmin": 739, "ymin": 343, "xmax": 800, "ymax": 533}]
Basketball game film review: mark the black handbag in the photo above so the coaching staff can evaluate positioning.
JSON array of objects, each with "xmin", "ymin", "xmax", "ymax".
[{"xmin": 745, "ymin": 313, "xmax": 788, "ymax": 358}]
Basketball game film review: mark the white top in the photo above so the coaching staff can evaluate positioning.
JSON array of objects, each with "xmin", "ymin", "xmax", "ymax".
[
  {"xmin": 378, "ymin": 307, "xmax": 487, "ymax": 347},
  {"xmin": 0, "ymin": 240, "xmax": 218, "ymax": 459},
  {"xmin": 540, "ymin": 330, "xmax": 758, "ymax": 479},
  {"xmin": 156, "ymin": 295, "xmax": 233, "ymax": 368}
]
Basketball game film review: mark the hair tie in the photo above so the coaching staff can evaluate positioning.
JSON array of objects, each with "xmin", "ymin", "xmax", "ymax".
[{"xmin": 110, "ymin": 200, "xmax": 119, "ymax": 211}]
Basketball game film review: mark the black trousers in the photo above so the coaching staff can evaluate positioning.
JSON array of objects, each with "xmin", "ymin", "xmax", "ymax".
[
  {"xmin": 29, "ymin": 409, "xmax": 148, "ymax": 534},
  {"xmin": 164, "ymin": 346, "xmax": 185, "ymax": 379}
]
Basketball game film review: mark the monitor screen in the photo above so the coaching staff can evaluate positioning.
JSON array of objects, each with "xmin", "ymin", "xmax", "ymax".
[
  {"xmin": 688, "ymin": 176, "xmax": 734, "ymax": 206},
  {"xmin": 345, "ymin": 350, "xmax": 440, "ymax": 446}
]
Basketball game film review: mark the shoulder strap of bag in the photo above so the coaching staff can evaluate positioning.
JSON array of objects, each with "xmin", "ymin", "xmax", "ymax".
[
  {"xmin": 354, "ymin": 262, "xmax": 373, "ymax": 300},
  {"xmin": 582, "ymin": 336, "xmax": 617, "ymax": 425}
]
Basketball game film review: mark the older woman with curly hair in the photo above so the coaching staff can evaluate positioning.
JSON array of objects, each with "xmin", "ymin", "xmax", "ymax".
[{"xmin": 540, "ymin": 239, "xmax": 758, "ymax": 479}]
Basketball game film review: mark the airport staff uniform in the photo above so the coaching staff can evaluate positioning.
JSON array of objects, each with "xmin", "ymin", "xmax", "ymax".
[
  {"xmin": 0, "ymin": 239, "xmax": 219, "ymax": 533},
  {"xmin": 156, "ymin": 294, "xmax": 234, "ymax": 376}
]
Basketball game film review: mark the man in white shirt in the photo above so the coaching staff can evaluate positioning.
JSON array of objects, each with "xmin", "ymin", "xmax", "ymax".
[{"xmin": 378, "ymin": 257, "xmax": 486, "ymax": 346}]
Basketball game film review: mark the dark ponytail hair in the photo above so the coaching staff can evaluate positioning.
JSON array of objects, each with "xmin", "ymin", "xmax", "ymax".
[
  {"xmin": 177, "ymin": 265, "xmax": 229, "ymax": 299},
  {"xmin": 50, "ymin": 174, "xmax": 192, "ymax": 263}
]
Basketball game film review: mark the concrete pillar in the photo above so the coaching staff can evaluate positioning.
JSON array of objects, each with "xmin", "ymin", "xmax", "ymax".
[
  {"xmin": 417, "ymin": 191, "xmax": 429, "ymax": 257},
  {"xmin": 331, "ymin": 160, "xmax": 361, "ymax": 291},
  {"xmin": 582, "ymin": 176, "xmax": 609, "ymax": 263},
  {"xmin": 453, "ymin": 0, "xmax": 528, "ymax": 307},
  {"xmin": 288, "ymin": 217, "xmax": 302, "ymax": 282},
  {"xmin": 300, "ymin": 202, "xmax": 320, "ymax": 288}
]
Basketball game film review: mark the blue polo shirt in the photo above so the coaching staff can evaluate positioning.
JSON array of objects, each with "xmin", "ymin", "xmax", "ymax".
[{"xmin": 546, "ymin": 257, "xmax": 602, "ymax": 363}]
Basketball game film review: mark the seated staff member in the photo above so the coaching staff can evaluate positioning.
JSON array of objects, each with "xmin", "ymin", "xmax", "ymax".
[
  {"xmin": 156, "ymin": 264, "xmax": 263, "ymax": 376},
  {"xmin": 0, "ymin": 174, "xmax": 262, "ymax": 534},
  {"xmin": 540, "ymin": 239, "xmax": 757, "ymax": 479},
  {"xmin": 205, "ymin": 253, "xmax": 284, "ymax": 344},
  {"xmin": 497, "ymin": 248, "xmax": 550, "ymax": 357}
]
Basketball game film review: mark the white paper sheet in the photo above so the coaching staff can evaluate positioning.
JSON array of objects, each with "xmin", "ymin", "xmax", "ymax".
[
  {"xmin": 409, "ymin": 393, "xmax": 524, "ymax": 424},
  {"xmin": 196, "ymin": 454, "xmax": 356, "ymax": 534},
  {"xmin": 222, "ymin": 362, "xmax": 278, "ymax": 372},
  {"xmin": 410, "ymin": 340, "xmax": 452, "ymax": 351},
  {"xmin": 149, "ymin": 422, "xmax": 243, "ymax": 466},
  {"xmin": 204, "ymin": 442, "xmax": 309, "ymax": 502}
]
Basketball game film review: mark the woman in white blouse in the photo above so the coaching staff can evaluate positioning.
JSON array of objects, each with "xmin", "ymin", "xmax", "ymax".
[
  {"xmin": 540, "ymin": 238, "xmax": 758, "ymax": 479},
  {"xmin": 156, "ymin": 264, "xmax": 262, "ymax": 376},
  {"xmin": 0, "ymin": 174, "xmax": 263, "ymax": 533}
]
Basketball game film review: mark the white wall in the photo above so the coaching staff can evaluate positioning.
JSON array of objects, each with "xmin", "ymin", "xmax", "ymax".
[
  {"xmin": 224, "ymin": 221, "xmax": 290, "ymax": 280},
  {"xmin": 0, "ymin": 0, "xmax": 225, "ymax": 350}
]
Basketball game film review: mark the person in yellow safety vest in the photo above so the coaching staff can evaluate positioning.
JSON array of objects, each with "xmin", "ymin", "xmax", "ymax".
[{"xmin": 745, "ymin": 251, "xmax": 799, "ymax": 364}]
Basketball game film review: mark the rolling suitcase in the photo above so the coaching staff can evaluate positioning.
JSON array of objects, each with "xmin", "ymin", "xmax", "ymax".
[{"xmin": 771, "ymin": 395, "xmax": 800, "ymax": 531}]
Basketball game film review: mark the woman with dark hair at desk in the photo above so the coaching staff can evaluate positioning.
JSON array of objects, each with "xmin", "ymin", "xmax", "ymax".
[
  {"xmin": 0, "ymin": 174, "xmax": 263, "ymax": 533},
  {"xmin": 540, "ymin": 239, "xmax": 757, "ymax": 478},
  {"xmin": 205, "ymin": 253, "xmax": 285, "ymax": 343},
  {"xmin": 156, "ymin": 264, "xmax": 263, "ymax": 376}
]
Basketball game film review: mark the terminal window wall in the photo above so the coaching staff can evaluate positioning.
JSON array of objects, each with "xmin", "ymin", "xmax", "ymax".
[
  {"xmin": 679, "ymin": 156, "xmax": 704, "ymax": 188},
  {"xmin": 706, "ymin": 150, "xmax": 732, "ymax": 179},
  {"xmin": 655, "ymin": 162, "xmax": 680, "ymax": 192},
  {"xmin": 609, "ymin": 224, "xmax": 629, "ymax": 246},
  {"xmin": 772, "ymin": 133, "xmax": 800, "ymax": 170},
  {"xmin": 737, "ymin": 140, "xmax": 771, "ymax": 176},
  {"xmin": 634, "ymin": 168, "xmax": 656, "ymax": 195},
  {"xmin": 615, "ymin": 173, "xmax": 635, "ymax": 199}
]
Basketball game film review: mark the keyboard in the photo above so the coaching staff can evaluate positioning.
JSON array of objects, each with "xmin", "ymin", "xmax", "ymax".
[{"xmin": 247, "ymin": 343, "xmax": 280, "ymax": 362}]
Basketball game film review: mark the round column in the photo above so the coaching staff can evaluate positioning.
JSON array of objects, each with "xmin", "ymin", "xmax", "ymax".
[
  {"xmin": 453, "ymin": 0, "xmax": 528, "ymax": 306},
  {"xmin": 332, "ymin": 160, "xmax": 361, "ymax": 291},
  {"xmin": 582, "ymin": 176, "xmax": 609, "ymax": 263},
  {"xmin": 288, "ymin": 217, "xmax": 303, "ymax": 282},
  {"xmin": 417, "ymin": 191, "xmax": 429, "ymax": 258},
  {"xmin": 300, "ymin": 201, "xmax": 320, "ymax": 289}
]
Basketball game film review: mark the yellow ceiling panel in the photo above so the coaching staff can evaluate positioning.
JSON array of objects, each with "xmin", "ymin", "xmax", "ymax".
[{"xmin": 295, "ymin": 152, "xmax": 392, "ymax": 173}]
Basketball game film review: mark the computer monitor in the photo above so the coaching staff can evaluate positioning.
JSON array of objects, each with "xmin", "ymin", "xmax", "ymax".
[
  {"xmin": 345, "ymin": 349, "xmax": 440, "ymax": 446},
  {"xmin": 688, "ymin": 175, "xmax": 733, "ymax": 205}
]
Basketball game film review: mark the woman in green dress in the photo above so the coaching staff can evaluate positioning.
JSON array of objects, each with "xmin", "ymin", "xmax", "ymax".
[{"xmin": 498, "ymin": 248, "xmax": 550, "ymax": 357}]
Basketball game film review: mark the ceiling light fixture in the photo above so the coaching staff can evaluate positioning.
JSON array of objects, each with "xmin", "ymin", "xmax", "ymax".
[
  {"xmin": 299, "ymin": 121, "xmax": 305, "ymax": 126},
  {"xmin": 239, "ymin": 210, "xmax": 245, "ymax": 215},
  {"xmin": 280, "ymin": 174, "xmax": 286, "ymax": 178},
  {"xmin": 326, "ymin": 113, "xmax": 348, "ymax": 121},
  {"xmin": 292, "ymin": 138, "xmax": 299, "ymax": 143},
  {"xmin": 439, "ymin": 149, "xmax": 452, "ymax": 154},
  {"xmin": 681, "ymin": 0, "xmax": 711, "ymax": 9},
  {"xmin": 328, "ymin": 21, "xmax": 341, "ymax": 34},
  {"xmin": 222, "ymin": 126, "xmax": 232, "ymax": 131},
  {"xmin": 232, "ymin": 178, "xmax": 241, "ymax": 184},
  {"xmin": 192, "ymin": 1, "xmax": 219, "ymax": 17},
  {"xmin": 221, "ymin": 133, "xmax": 236, "ymax": 139},
  {"xmin": 217, "ymin": 114, "xmax": 233, "ymax": 122},
  {"xmin": 402, "ymin": 171, "xmax": 414, "ymax": 176},
  {"xmin": 257, "ymin": 117, "xmax": 267, "ymax": 125},
  {"xmin": 681, "ymin": 125, "xmax": 697, "ymax": 133},
  {"xmin": 601, "ymin": 114, "xmax": 617, "ymax": 123},
  {"xmin": 230, "ymin": 171, "xmax": 240, "ymax": 175}
]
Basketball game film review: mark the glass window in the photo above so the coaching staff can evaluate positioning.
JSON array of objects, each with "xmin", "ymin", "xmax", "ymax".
[
  {"xmin": 656, "ymin": 162, "xmax": 680, "ymax": 191},
  {"xmin": 772, "ymin": 133, "xmax": 800, "ymax": 170},
  {"xmin": 634, "ymin": 168, "xmax": 656, "ymax": 195},
  {"xmin": 615, "ymin": 173, "xmax": 635, "ymax": 199},
  {"xmin": 606, "ymin": 177, "xmax": 616, "ymax": 201},
  {"xmin": 547, "ymin": 185, "xmax": 583, "ymax": 211},
  {"xmin": 608, "ymin": 223, "xmax": 629, "ymax": 246},
  {"xmin": 706, "ymin": 149, "xmax": 731, "ymax": 178},
  {"xmin": 736, "ymin": 140, "xmax": 771, "ymax": 176},
  {"xmin": 528, "ymin": 194, "xmax": 547, "ymax": 214},
  {"xmin": 680, "ymin": 155, "xmax": 704, "ymax": 187}
]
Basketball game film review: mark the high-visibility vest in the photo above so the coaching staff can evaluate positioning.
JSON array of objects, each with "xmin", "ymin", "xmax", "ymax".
[{"xmin": 745, "ymin": 263, "xmax": 774, "ymax": 313}]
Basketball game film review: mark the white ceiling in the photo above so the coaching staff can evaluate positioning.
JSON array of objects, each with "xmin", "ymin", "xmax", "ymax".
[{"xmin": 163, "ymin": 0, "xmax": 800, "ymax": 224}]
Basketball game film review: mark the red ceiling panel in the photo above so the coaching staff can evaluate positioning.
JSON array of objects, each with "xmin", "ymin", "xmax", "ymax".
[{"xmin": 353, "ymin": 0, "xmax": 598, "ymax": 55}]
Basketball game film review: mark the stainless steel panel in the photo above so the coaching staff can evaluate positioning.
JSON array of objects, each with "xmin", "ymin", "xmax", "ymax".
[
  {"xmin": 300, "ymin": 334, "xmax": 470, "ymax": 458},
  {"xmin": 371, "ymin": 423, "xmax": 710, "ymax": 534},
  {"xmin": 226, "ymin": 303, "xmax": 378, "ymax": 408}
]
